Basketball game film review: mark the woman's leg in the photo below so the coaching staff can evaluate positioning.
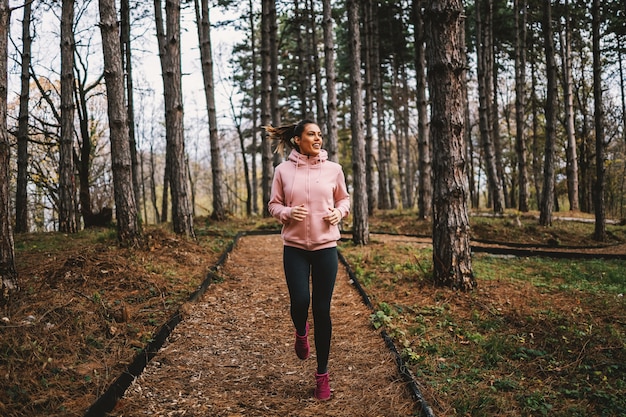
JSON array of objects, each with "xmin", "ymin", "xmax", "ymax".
[
  {"xmin": 283, "ymin": 246, "xmax": 311, "ymax": 336},
  {"xmin": 310, "ymin": 247, "xmax": 338, "ymax": 374}
]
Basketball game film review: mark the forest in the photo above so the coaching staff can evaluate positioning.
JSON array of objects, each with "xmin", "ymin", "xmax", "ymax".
[
  {"xmin": 0, "ymin": 0, "xmax": 623, "ymax": 297},
  {"xmin": 0, "ymin": 0, "xmax": 625, "ymax": 246},
  {"xmin": 0, "ymin": 0, "xmax": 626, "ymax": 415},
  {"xmin": 0, "ymin": 0, "xmax": 625, "ymax": 233}
]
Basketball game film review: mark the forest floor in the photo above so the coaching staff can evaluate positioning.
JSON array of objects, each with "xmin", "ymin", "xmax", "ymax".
[{"xmin": 1, "ymin": 210, "xmax": 625, "ymax": 417}]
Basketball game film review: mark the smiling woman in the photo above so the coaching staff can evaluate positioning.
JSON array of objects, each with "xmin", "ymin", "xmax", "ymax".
[{"xmin": 264, "ymin": 120, "xmax": 350, "ymax": 400}]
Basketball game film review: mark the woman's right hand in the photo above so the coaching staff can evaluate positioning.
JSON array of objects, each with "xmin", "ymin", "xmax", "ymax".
[{"xmin": 290, "ymin": 204, "xmax": 308, "ymax": 221}]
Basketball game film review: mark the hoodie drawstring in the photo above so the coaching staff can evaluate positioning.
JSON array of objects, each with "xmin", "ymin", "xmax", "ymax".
[{"xmin": 289, "ymin": 162, "xmax": 298, "ymax": 206}]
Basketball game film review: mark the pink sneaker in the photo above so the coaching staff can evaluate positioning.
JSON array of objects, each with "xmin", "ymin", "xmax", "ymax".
[
  {"xmin": 294, "ymin": 323, "xmax": 310, "ymax": 360},
  {"xmin": 314, "ymin": 372, "xmax": 331, "ymax": 400}
]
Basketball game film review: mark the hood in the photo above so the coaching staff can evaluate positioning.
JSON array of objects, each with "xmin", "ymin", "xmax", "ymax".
[{"xmin": 287, "ymin": 148, "xmax": 328, "ymax": 166}]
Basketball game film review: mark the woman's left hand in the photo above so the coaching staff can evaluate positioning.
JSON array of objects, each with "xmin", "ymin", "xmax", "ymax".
[{"xmin": 323, "ymin": 208, "xmax": 342, "ymax": 226}]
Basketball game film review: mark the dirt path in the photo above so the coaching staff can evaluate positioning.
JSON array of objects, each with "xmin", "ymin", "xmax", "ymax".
[{"xmin": 111, "ymin": 234, "xmax": 418, "ymax": 417}]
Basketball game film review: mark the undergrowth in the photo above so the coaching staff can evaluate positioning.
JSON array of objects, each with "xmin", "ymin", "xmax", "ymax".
[
  {"xmin": 340, "ymin": 229, "xmax": 626, "ymax": 417},
  {"xmin": 2, "ymin": 212, "xmax": 624, "ymax": 416}
]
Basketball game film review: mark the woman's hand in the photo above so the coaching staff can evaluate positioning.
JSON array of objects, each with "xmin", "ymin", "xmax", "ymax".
[
  {"xmin": 323, "ymin": 208, "xmax": 342, "ymax": 226},
  {"xmin": 290, "ymin": 204, "xmax": 308, "ymax": 222}
]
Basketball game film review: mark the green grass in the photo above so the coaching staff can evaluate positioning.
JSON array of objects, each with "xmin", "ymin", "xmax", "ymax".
[
  {"xmin": 340, "ymin": 241, "xmax": 626, "ymax": 417},
  {"xmin": 473, "ymin": 254, "xmax": 626, "ymax": 293}
]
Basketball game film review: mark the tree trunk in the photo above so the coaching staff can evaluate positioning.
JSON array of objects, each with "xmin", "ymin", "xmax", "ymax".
[
  {"xmin": 230, "ymin": 96, "xmax": 252, "ymax": 216},
  {"xmin": 195, "ymin": 0, "xmax": 225, "ymax": 220},
  {"xmin": 270, "ymin": 1, "xmax": 281, "ymax": 169},
  {"xmin": 392, "ymin": 67, "xmax": 409, "ymax": 209},
  {"xmin": 59, "ymin": 0, "xmax": 78, "ymax": 233},
  {"xmin": 401, "ymin": 64, "xmax": 414, "ymax": 207},
  {"xmin": 120, "ymin": 0, "xmax": 142, "ymax": 221},
  {"xmin": 75, "ymin": 64, "xmax": 108, "ymax": 228},
  {"xmin": 154, "ymin": 0, "xmax": 194, "ymax": 237},
  {"xmin": 153, "ymin": 2, "xmax": 168, "ymax": 224},
  {"xmin": 187, "ymin": 155, "xmax": 196, "ymax": 218},
  {"xmin": 530, "ymin": 58, "xmax": 542, "ymax": 208},
  {"xmin": 514, "ymin": 0, "xmax": 529, "ymax": 212},
  {"xmin": 539, "ymin": 0, "xmax": 557, "ymax": 226},
  {"xmin": 592, "ymin": 0, "xmax": 606, "ymax": 240},
  {"xmin": 249, "ymin": 0, "xmax": 259, "ymax": 214},
  {"xmin": 308, "ymin": 0, "xmax": 325, "ymax": 125},
  {"xmin": 98, "ymin": 0, "xmax": 142, "ymax": 247},
  {"xmin": 466, "ymin": 92, "xmax": 476, "ymax": 208},
  {"xmin": 140, "ymin": 150, "xmax": 147, "ymax": 222},
  {"xmin": 1, "ymin": 0, "xmax": 18, "ymax": 302},
  {"xmin": 488, "ymin": 0, "xmax": 507, "ymax": 208},
  {"xmin": 322, "ymin": 0, "xmax": 339, "ymax": 162},
  {"xmin": 475, "ymin": 0, "xmax": 503, "ymax": 214},
  {"xmin": 363, "ymin": 0, "xmax": 376, "ymax": 214},
  {"xmin": 15, "ymin": 0, "xmax": 32, "ymax": 233},
  {"xmin": 347, "ymin": 0, "xmax": 369, "ymax": 245},
  {"xmin": 619, "ymin": 38, "xmax": 626, "ymax": 219},
  {"xmin": 260, "ymin": 0, "xmax": 273, "ymax": 217},
  {"xmin": 160, "ymin": 151, "xmax": 170, "ymax": 223},
  {"xmin": 577, "ymin": 69, "xmax": 593, "ymax": 213},
  {"xmin": 372, "ymin": 3, "xmax": 392, "ymax": 210},
  {"xmin": 269, "ymin": 0, "xmax": 280, "ymax": 131},
  {"xmin": 426, "ymin": 0, "xmax": 474, "ymax": 291},
  {"xmin": 561, "ymin": 0, "xmax": 579, "ymax": 212},
  {"xmin": 414, "ymin": 0, "xmax": 432, "ymax": 220},
  {"xmin": 492, "ymin": 63, "xmax": 508, "ymax": 209},
  {"xmin": 294, "ymin": 0, "xmax": 307, "ymax": 118},
  {"xmin": 149, "ymin": 143, "xmax": 160, "ymax": 222}
]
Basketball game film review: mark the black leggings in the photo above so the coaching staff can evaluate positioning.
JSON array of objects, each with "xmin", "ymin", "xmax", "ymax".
[{"xmin": 283, "ymin": 246, "xmax": 338, "ymax": 374}]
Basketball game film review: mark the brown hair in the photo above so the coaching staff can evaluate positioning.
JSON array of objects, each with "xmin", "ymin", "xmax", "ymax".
[{"xmin": 263, "ymin": 119, "xmax": 316, "ymax": 154}]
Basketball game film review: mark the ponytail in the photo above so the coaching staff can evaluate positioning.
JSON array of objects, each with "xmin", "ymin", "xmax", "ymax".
[{"xmin": 262, "ymin": 119, "xmax": 316, "ymax": 154}]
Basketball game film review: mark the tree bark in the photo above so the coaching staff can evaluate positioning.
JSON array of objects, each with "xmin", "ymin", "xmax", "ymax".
[
  {"xmin": 392, "ymin": 68, "xmax": 408, "ymax": 209},
  {"xmin": 347, "ymin": 0, "xmax": 369, "ymax": 245},
  {"xmin": 59, "ymin": 0, "xmax": 78, "ymax": 233},
  {"xmin": 475, "ymin": 0, "xmax": 503, "ymax": 213},
  {"xmin": 195, "ymin": 0, "xmax": 225, "ymax": 220},
  {"xmin": 539, "ymin": 0, "xmax": 557, "ymax": 226},
  {"xmin": 401, "ymin": 64, "xmax": 414, "ymax": 207},
  {"xmin": 154, "ymin": 0, "xmax": 194, "ymax": 237},
  {"xmin": 414, "ymin": 0, "xmax": 432, "ymax": 220},
  {"xmin": 294, "ymin": 0, "xmax": 307, "ymax": 118},
  {"xmin": 363, "ymin": 0, "xmax": 376, "ymax": 214},
  {"xmin": 322, "ymin": 0, "xmax": 339, "ymax": 162},
  {"xmin": 249, "ymin": 0, "xmax": 259, "ymax": 214},
  {"xmin": 309, "ymin": 0, "xmax": 325, "ymax": 127},
  {"xmin": 1, "ymin": 0, "xmax": 18, "ymax": 302},
  {"xmin": 120, "ymin": 0, "xmax": 142, "ymax": 221},
  {"xmin": 15, "ymin": 0, "xmax": 32, "ymax": 233},
  {"xmin": 488, "ymin": 0, "xmax": 507, "ymax": 208},
  {"xmin": 98, "ymin": 0, "xmax": 142, "ymax": 247},
  {"xmin": 619, "ymin": 38, "xmax": 626, "ymax": 219},
  {"xmin": 260, "ymin": 0, "xmax": 273, "ymax": 217},
  {"xmin": 230, "ymin": 95, "xmax": 252, "ymax": 216},
  {"xmin": 426, "ymin": 0, "xmax": 474, "ymax": 291},
  {"xmin": 514, "ymin": 0, "xmax": 529, "ymax": 212},
  {"xmin": 530, "ymin": 58, "xmax": 542, "ymax": 208},
  {"xmin": 269, "ymin": 0, "xmax": 280, "ymax": 134},
  {"xmin": 149, "ymin": 143, "xmax": 160, "ymax": 221},
  {"xmin": 372, "ymin": 4, "xmax": 393, "ymax": 210},
  {"xmin": 577, "ymin": 68, "xmax": 593, "ymax": 213},
  {"xmin": 592, "ymin": 0, "xmax": 606, "ymax": 240},
  {"xmin": 74, "ymin": 62, "xmax": 107, "ymax": 228},
  {"xmin": 561, "ymin": 0, "xmax": 579, "ymax": 212}
]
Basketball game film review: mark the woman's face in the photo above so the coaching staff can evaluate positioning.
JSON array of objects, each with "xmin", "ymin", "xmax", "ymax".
[{"xmin": 296, "ymin": 123, "xmax": 323, "ymax": 157}]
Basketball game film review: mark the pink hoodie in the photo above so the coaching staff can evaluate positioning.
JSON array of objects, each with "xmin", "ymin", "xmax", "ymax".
[{"xmin": 269, "ymin": 149, "xmax": 350, "ymax": 251}]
